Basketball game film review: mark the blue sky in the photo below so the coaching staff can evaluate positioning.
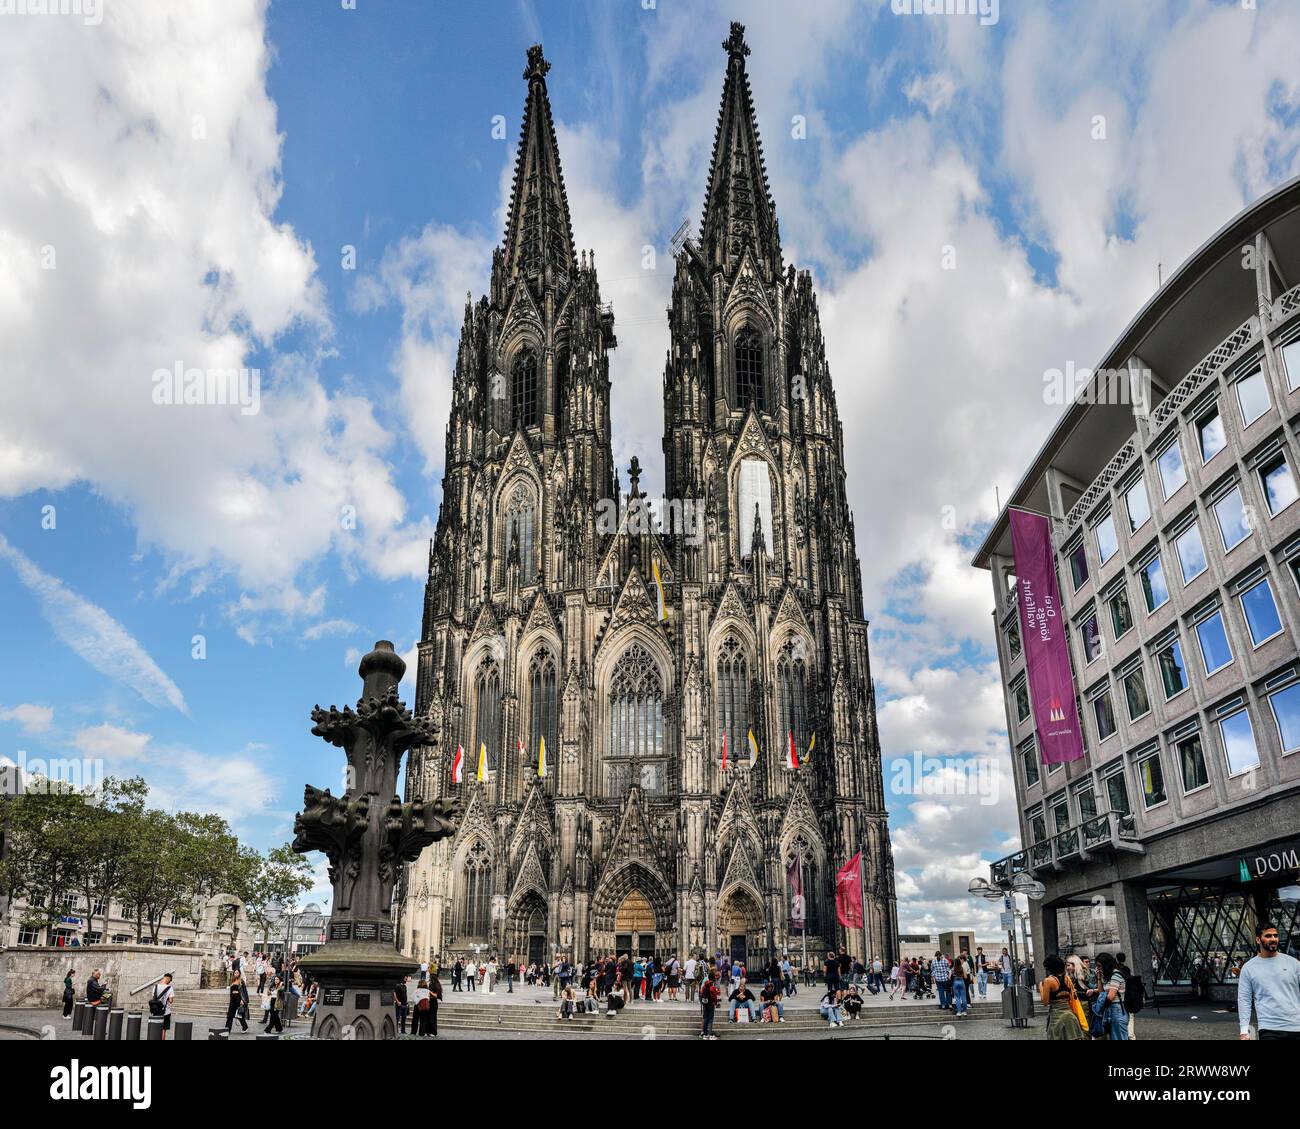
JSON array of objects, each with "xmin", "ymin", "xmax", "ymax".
[{"xmin": 4, "ymin": 0, "xmax": 1300, "ymax": 927}]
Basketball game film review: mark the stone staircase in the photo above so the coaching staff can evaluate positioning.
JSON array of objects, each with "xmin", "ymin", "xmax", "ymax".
[{"xmin": 434, "ymin": 996, "xmax": 1000, "ymax": 1036}]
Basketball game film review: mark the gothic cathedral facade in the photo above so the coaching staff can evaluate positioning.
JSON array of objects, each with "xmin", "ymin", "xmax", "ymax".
[{"xmin": 399, "ymin": 24, "xmax": 898, "ymax": 970}]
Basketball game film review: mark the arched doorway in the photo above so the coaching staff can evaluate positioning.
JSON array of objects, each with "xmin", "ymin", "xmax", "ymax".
[
  {"xmin": 506, "ymin": 892, "xmax": 548, "ymax": 968},
  {"xmin": 718, "ymin": 887, "xmax": 764, "ymax": 970},
  {"xmin": 614, "ymin": 889, "xmax": 657, "ymax": 959}
]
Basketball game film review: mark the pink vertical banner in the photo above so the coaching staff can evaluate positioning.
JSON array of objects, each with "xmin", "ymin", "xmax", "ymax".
[{"xmin": 1009, "ymin": 509, "xmax": 1085, "ymax": 765}]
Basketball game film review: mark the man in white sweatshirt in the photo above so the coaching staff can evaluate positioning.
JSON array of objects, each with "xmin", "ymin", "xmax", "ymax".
[{"xmin": 1238, "ymin": 921, "xmax": 1300, "ymax": 1040}]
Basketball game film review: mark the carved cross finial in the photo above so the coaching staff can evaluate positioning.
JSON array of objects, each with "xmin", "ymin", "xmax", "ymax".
[
  {"xmin": 723, "ymin": 21, "xmax": 749, "ymax": 59},
  {"xmin": 524, "ymin": 43, "xmax": 550, "ymax": 82},
  {"xmin": 628, "ymin": 455, "xmax": 642, "ymax": 498}
]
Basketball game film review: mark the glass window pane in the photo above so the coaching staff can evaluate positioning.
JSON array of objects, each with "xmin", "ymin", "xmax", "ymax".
[
  {"xmin": 1093, "ymin": 692, "xmax": 1116, "ymax": 740},
  {"xmin": 1269, "ymin": 683, "xmax": 1300, "ymax": 753},
  {"xmin": 1214, "ymin": 487, "xmax": 1251, "ymax": 551},
  {"xmin": 1007, "ymin": 619, "xmax": 1021, "ymax": 659},
  {"xmin": 1175, "ymin": 523, "xmax": 1207, "ymax": 584},
  {"xmin": 1141, "ymin": 556, "xmax": 1169, "ymax": 612},
  {"xmin": 1110, "ymin": 587, "xmax": 1134, "ymax": 637},
  {"xmin": 1015, "ymin": 681, "xmax": 1030, "ymax": 722},
  {"xmin": 1138, "ymin": 754, "xmax": 1166, "ymax": 807},
  {"xmin": 1178, "ymin": 734, "xmax": 1209, "ymax": 792},
  {"xmin": 1030, "ymin": 814, "xmax": 1047, "ymax": 843},
  {"xmin": 1219, "ymin": 710, "xmax": 1260, "ymax": 776},
  {"xmin": 1195, "ymin": 612, "xmax": 1233, "ymax": 674},
  {"xmin": 1157, "ymin": 441, "xmax": 1187, "ymax": 498},
  {"xmin": 1069, "ymin": 542, "xmax": 1089, "ymax": 589},
  {"xmin": 1236, "ymin": 368, "xmax": 1270, "ymax": 426},
  {"xmin": 1125, "ymin": 478, "xmax": 1151, "ymax": 532},
  {"xmin": 1022, "ymin": 744, "xmax": 1040, "ymax": 788},
  {"xmin": 1261, "ymin": 455, "xmax": 1299, "ymax": 516},
  {"xmin": 1158, "ymin": 640, "xmax": 1188, "ymax": 698},
  {"xmin": 1082, "ymin": 615, "xmax": 1103, "ymax": 663},
  {"xmin": 1105, "ymin": 771, "xmax": 1130, "ymax": 815},
  {"xmin": 1094, "ymin": 513, "xmax": 1118, "ymax": 563},
  {"xmin": 1123, "ymin": 668, "xmax": 1150, "ymax": 720},
  {"xmin": 1076, "ymin": 786, "xmax": 1098, "ymax": 821},
  {"xmin": 1199, "ymin": 408, "xmax": 1227, "ymax": 464},
  {"xmin": 1240, "ymin": 578, "xmax": 1283, "ymax": 645},
  {"xmin": 1282, "ymin": 339, "xmax": 1300, "ymax": 393}
]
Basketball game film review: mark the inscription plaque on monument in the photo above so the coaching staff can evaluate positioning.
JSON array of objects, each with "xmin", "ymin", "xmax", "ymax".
[
  {"xmin": 328, "ymin": 921, "xmax": 353, "ymax": 942},
  {"xmin": 354, "ymin": 993, "xmax": 370, "ymax": 1011},
  {"xmin": 379, "ymin": 923, "xmax": 395, "ymax": 944},
  {"xmin": 353, "ymin": 921, "xmax": 379, "ymax": 942},
  {"xmin": 322, "ymin": 987, "xmax": 345, "ymax": 1007}
]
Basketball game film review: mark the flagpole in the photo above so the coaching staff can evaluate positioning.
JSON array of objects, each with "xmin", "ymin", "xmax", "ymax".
[
  {"xmin": 800, "ymin": 849, "xmax": 807, "ymax": 977},
  {"xmin": 858, "ymin": 839, "xmax": 868, "ymax": 964}
]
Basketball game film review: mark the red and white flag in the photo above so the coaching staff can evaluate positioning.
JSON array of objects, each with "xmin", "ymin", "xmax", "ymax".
[
  {"xmin": 785, "ymin": 730, "xmax": 799, "ymax": 770},
  {"xmin": 721, "ymin": 731, "xmax": 728, "ymax": 772},
  {"xmin": 451, "ymin": 745, "xmax": 464, "ymax": 784}
]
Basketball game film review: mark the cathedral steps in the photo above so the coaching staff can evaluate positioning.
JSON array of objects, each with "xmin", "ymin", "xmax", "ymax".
[{"xmin": 434, "ymin": 997, "xmax": 1001, "ymax": 1035}]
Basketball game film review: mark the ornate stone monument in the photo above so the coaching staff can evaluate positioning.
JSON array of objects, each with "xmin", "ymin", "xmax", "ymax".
[{"xmin": 293, "ymin": 640, "xmax": 459, "ymax": 1038}]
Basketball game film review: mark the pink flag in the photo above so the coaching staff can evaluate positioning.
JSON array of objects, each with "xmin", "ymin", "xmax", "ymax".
[
  {"xmin": 1009, "ymin": 509, "xmax": 1085, "ymax": 764},
  {"xmin": 835, "ymin": 852, "xmax": 863, "ymax": 929}
]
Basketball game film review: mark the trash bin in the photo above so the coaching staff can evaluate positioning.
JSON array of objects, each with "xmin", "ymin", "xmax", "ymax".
[{"xmin": 1001, "ymin": 985, "xmax": 1035, "ymax": 1027}]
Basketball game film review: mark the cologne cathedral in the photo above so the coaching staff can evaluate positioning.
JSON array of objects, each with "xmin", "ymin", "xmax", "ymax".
[{"xmin": 398, "ymin": 24, "xmax": 897, "ymax": 969}]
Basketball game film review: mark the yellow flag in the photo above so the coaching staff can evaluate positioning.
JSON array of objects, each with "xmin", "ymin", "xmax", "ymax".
[
  {"xmin": 807, "ymin": 732, "xmax": 816, "ymax": 761},
  {"xmin": 476, "ymin": 742, "xmax": 488, "ymax": 782},
  {"xmin": 538, "ymin": 736, "xmax": 547, "ymax": 778},
  {"xmin": 651, "ymin": 557, "xmax": 667, "ymax": 621},
  {"xmin": 747, "ymin": 728, "xmax": 759, "ymax": 768}
]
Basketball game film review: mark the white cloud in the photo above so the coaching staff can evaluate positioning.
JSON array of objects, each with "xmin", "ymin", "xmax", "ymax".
[
  {"xmin": 0, "ymin": 1, "xmax": 422, "ymax": 636},
  {"xmin": 0, "ymin": 534, "xmax": 188, "ymax": 714},
  {"xmin": 73, "ymin": 723, "xmax": 152, "ymax": 761},
  {"xmin": 0, "ymin": 703, "xmax": 54, "ymax": 734}
]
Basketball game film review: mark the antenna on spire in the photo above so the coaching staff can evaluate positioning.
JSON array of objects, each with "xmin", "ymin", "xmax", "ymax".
[{"xmin": 669, "ymin": 219, "xmax": 691, "ymax": 258}]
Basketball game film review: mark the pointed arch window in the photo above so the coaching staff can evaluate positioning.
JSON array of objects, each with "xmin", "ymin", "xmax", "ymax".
[
  {"xmin": 473, "ymin": 654, "xmax": 502, "ymax": 771},
  {"xmin": 528, "ymin": 648, "xmax": 558, "ymax": 772},
  {"xmin": 734, "ymin": 324, "xmax": 765, "ymax": 412},
  {"xmin": 511, "ymin": 348, "xmax": 539, "ymax": 431},
  {"xmin": 716, "ymin": 636, "xmax": 750, "ymax": 758},
  {"xmin": 461, "ymin": 840, "xmax": 492, "ymax": 936},
  {"xmin": 606, "ymin": 643, "xmax": 665, "ymax": 796},
  {"xmin": 738, "ymin": 458, "xmax": 774, "ymax": 560},
  {"xmin": 505, "ymin": 483, "xmax": 536, "ymax": 581},
  {"xmin": 787, "ymin": 833, "xmax": 821, "ymax": 937},
  {"xmin": 777, "ymin": 641, "xmax": 809, "ymax": 756}
]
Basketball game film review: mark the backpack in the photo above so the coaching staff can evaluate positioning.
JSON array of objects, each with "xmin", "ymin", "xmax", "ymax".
[
  {"xmin": 148, "ymin": 986, "xmax": 166, "ymax": 1016},
  {"xmin": 1124, "ymin": 975, "xmax": 1145, "ymax": 1014}
]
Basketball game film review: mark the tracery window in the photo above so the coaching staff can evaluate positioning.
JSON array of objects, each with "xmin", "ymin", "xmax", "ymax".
[
  {"xmin": 474, "ymin": 655, "xmax": 502, "ymax": 771},
  {"xmin": 777, "ymin": 640, "xmax": 809, "ymax": 755},
  {"xmin": 505, "ymin": 483, "xmax": 536, "ymax": 580},
  {"xmin": 461, "ymin": 840, "xmax": 492, "ymax": 936},
  {"xmin": 734, "ymin": 324, "xmax": 765, "ymax": 412},
  {"xmin": 716, "ymin": 636, "xmax": 749, "ymax": 758},
  {"xmin": 511, "ymin": 348, "xmax": 539, "ymax": 431},
  {"xmin": 528, "ymin": 648, "xmax": 558, "ymax": 770},
  {"xmin": 606, "ymin": 643, "xmax": 665, "ymax": 796},
  {"xmin": 738, "ymin": 458, "xmax": 774, "ymax": 559}
]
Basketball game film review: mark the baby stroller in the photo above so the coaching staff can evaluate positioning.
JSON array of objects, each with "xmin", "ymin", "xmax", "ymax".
[{"xmin": 912, "ymin": 968, "xmax": 935, "ymax": 1000}]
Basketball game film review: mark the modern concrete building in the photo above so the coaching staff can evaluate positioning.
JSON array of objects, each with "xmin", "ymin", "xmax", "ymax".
[{"xmin": 974, "ymin": 179, "xmax": 1300, "ymax": 1001}]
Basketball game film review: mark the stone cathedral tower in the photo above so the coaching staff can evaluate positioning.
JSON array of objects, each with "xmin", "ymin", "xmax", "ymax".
[{"xmin": 399, "ymin": 26, "xmax": 897, "ymax": 970}]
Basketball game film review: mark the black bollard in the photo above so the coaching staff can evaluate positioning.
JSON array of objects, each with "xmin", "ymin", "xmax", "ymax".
[
  {"xmin": 71, "ymin": 1001, "xmax": 84, "ymax": 1029},
  {"xmin": 207, "ymin": 1028, "xmax": 229, "ymax": 1040},
  {"xmin": 93, "ymin": 1006, "xmax": 109, "ymax": 1040},
  {"xmin": 256, "ymin": 1033, "xmax": 279, "ymax": 1040},
  {"xmin": 108, "ymin": 1009, "xmax": 124, "ymax": 1040},
  {"xmin": 125, "ymin": 1013, "xmax": 142, "ymax": 1041},
  {"xmin": 146, "ymin": 1017, "xmax": 164, "ymax": 1041},
  {"xmin": 173, "ymin": 1020, "xmax": 193, "ymax": 1041},
  {"xmin": 80, "ymin": 1005, "xmax": 97, "ymax": 1036}
]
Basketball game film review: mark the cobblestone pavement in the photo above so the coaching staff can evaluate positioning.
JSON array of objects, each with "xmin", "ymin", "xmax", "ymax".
[{"xmin": 0, "ymin": 1001, "xmax": 1240, "ymax": 1041}]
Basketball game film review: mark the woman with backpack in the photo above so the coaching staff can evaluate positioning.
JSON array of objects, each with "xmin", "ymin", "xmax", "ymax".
[
  {"xmin": 1089, "ymin": 953, "xmax": 1130, "ymax": 1040},
  {"xmin": 61, "ymin": 969, "xmax": 76, "ymax": 1017}
]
